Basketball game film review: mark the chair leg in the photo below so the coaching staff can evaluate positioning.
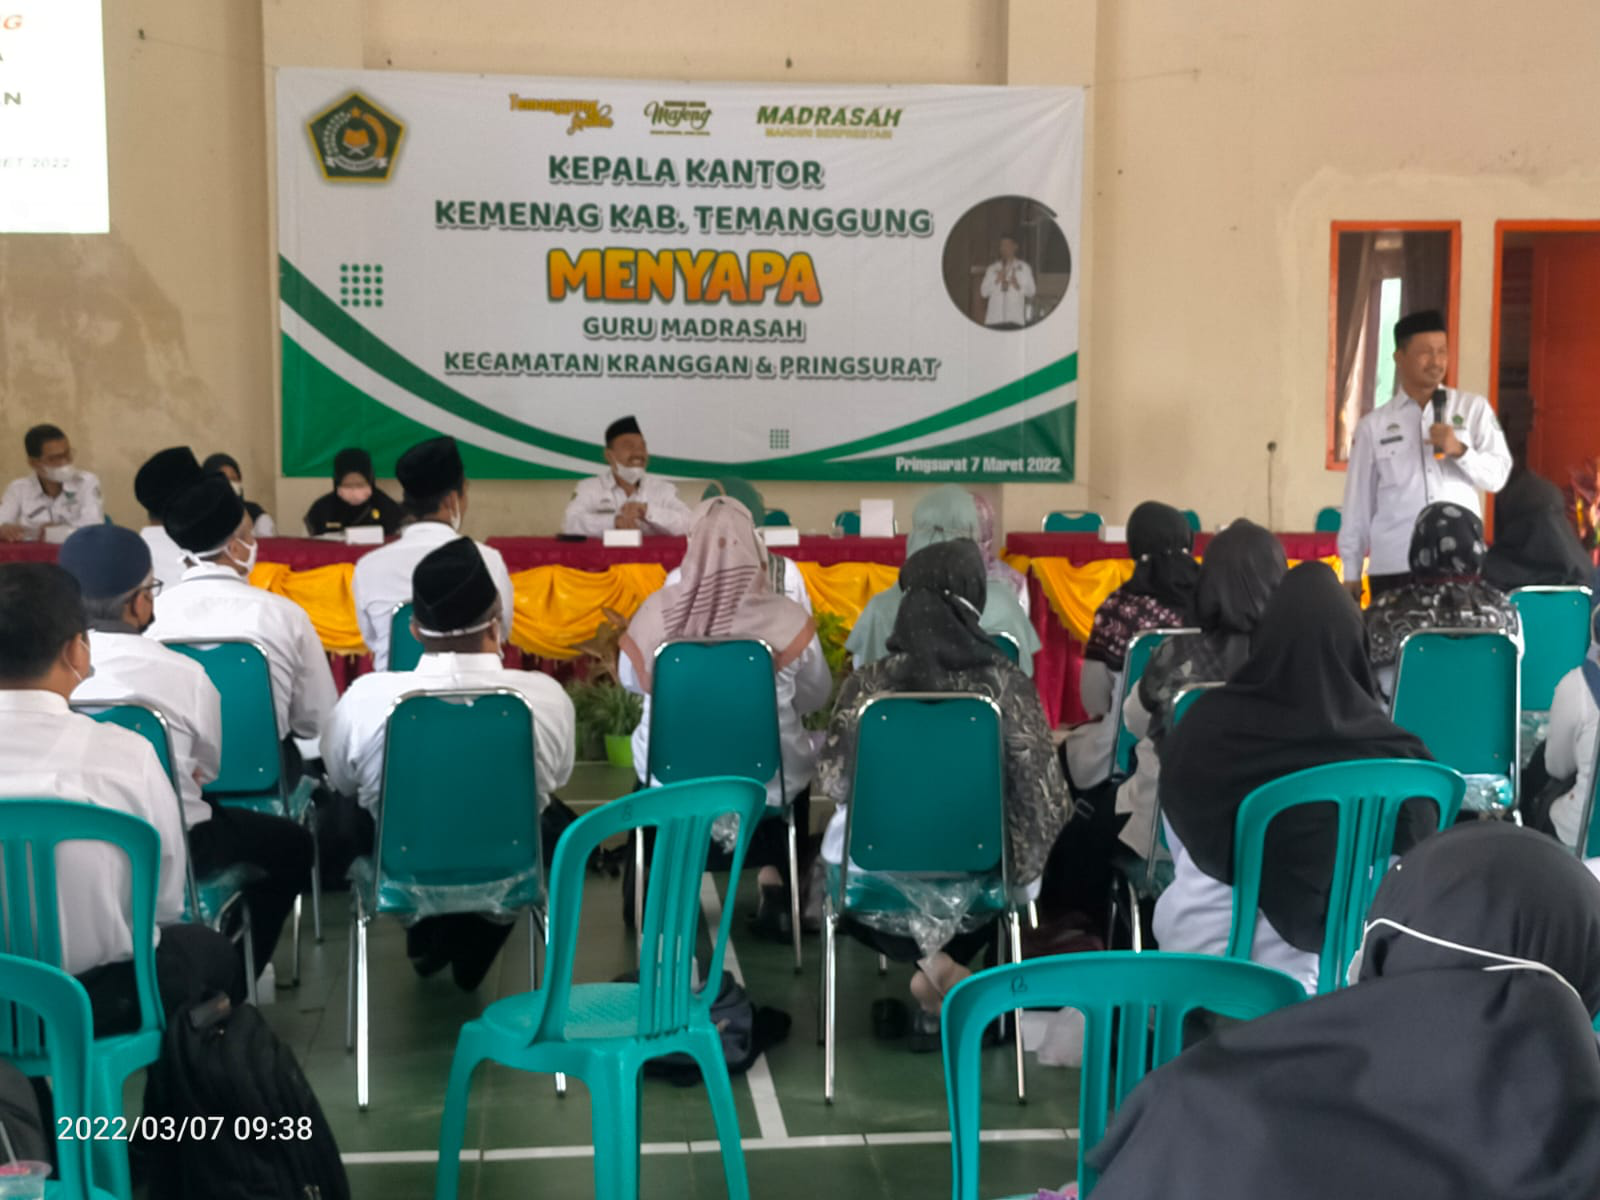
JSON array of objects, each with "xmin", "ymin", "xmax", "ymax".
[
  {"xmin": 1125, "ymin": 875, "xmax": 1143, "ymax": 954},
  {"xmin": 1028, "ymin": 899, "xmax": 1040, "ymax": 930},
  {"xmin": 289, "ymin": 893, "xmax": 302, "ymax": 988},
  {"xmin": 344, "ymin": 903, "xmax": 356, "ymax": 1052},
  {"xmin": 633, "ymin": 831, "xmax": 646, "ymax": 952},
  {"xmin": 1009, "ymin": 910, "xmax": 1027, "ymax": 1105},
  {"xmin": 311, "ymin": 841, "xmax": 324, "ymax": 942},
  {"xmin": 786, "ymin": 809, "xmax": 803, "ymax": 973},
  {"xmin": 433, "ymin": 1034, "xmax": 486, "ymax": 1200},
  {"xmin": 823, "ymin": 912, "xmax": 837, "ymax": 1103},
  {"xmin": 694, "ymin": 1030, "xmax": 751, "ymax": 1200},
  {"xmin": 89, "ymin": 1065, "xmax": 132, "ymax": 1200},
  {"xmin": 356, "ymin": 913, "xmax": 371, "ymax": 1111},
  {"xmin": 877, "ymin": 953, "xmax": 888, "ymax": 976},
  {"xmin": 242, "ymin": 911, "xmax": 259, "ymax": 1007},
  {"xmin": 530, "ymin": 909, "xmax": 567, "ymax": 1098},
  {"xmin": 590, "ymin": 1060, "xmax": 643, "ymax": 1200}
]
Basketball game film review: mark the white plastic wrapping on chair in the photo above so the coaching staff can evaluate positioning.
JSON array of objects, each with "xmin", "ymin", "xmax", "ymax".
[
  {"xmin": 347, "ymin": 855, "xmax": 538, "ymax": 921},
  {"xmin": 709, "ymin": 811, "xmax": 743, "ymax": 855},
  {"xmin": 1460, "ymin": 773, "xmax": 1515, "ymax": 814},
  {"xmin": 837, "ymin": 868, "xmax": 1007, "ymax": 959},
  {"xmin": 1520, "ymin": 711, "xmax": 1551, "ymax": 768}
]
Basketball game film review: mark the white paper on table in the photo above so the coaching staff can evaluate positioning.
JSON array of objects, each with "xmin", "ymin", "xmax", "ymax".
[
  {"xmin": 602, "ymin": 529, "xmax": 644, "ymax": 548},
  {"xmin": 1099, "ymin": 524, "xmax": 1127, "ymax": 543},
  {"xmin": 759, "ymin": 526, "xmax": 800, "ymax": 547},
  {"xmin": 859, "ymin": 499, "xmax": 895, "ymax": 538},
  {"xmin": 344, "ymin": 526, "xmax": 385, "ymax": 545}
]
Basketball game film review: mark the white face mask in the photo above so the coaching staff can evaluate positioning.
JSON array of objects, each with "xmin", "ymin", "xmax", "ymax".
[
  {"xmin": 229, "ymin": 480, "xmax": 245, "ymax": 498},
  {"xmin": 226, "ymin": 536, "xmax": 258, "ymax": 575},
  {"xmin": 613, "ymin": 464, "xmax": 646, "ymax": 486},
  {"xmin": 336, "ymin": 483, "xmax": 371, "ymax": 507},
  {"xmin": 446, "ymin": 497, "xmax": 463, "ymax": 532},
  {"xmin": 69, "ymin": 635, "xmax": 93, "ymax": 685},
  {"xmin": 40, "ymin": 464, "xmax": 75, "ymax": 484}
]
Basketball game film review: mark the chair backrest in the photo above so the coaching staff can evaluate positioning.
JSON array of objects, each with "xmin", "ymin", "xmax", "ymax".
[
  {"xmin": 375, "ymin": 690, "xmax": 544, "ymax": 894},
  {"xmin": 1181, "ymin": 509, "xmax": 1201, "ymax": 533},
  {"xmin": 842, "ymin": 693, "xmax": 1006, "ymax": 882},
  {"xmin": 1314, "ymin": 505, "xmax": 1343, "ymax": 533},
  {"xmin": 1043, "ymin": 510, "xmax": 1103, "ymax": 534},
  {"xmin": 1227, "ymin": 760, "xmax": 1465, "ymax": 994},
  {"xmin": 763, "ymin": 509, "xmax": 792, "ymax": 527},
  {"xmin": 1390, "ymin": 629, "xmax": 1521, "ymax": 791},
  {"xmin": 648, "ymin": 639, "xmax": 783, "ymax": 793},
  {"xmin": 1114, "ymin": 628, "xmax": 1196, "ymax": 776},
  {"xmin": 0, "ymin": 801, "xmax": 164, "ymax": 1054},
  {"xmin": 534, "ymin": 777, "xmax": 766, "ymax": 1044},
  {"xmin": 991, "ymin": 631, "xmax": 1021, "ymax": 663},
  {"xmin": 0, "ymin": 954, "xmax": 100, "ymax": 1194},
  {"xmin": 388, "ymin": 602, "xmax": 426, "ymax": 672},
  {"xmin": 1169, "ymin": 681, "xmax": 1220, "ymax": 728},
  {"xmin": 834, "ymin": 510, "xmax": 861, "ymax": 536},
  {"xmin": 1578, "ymin": 723, "xmax": 1600, "ymax": 860},
  {"xmin": 943, "ymin": 953, "xmax": 1305, "ymax": 1198},
  {"xmin": 165, "ymin": 639, "xmax": 284, "ymax": 796},
  {"xmin": 1509, "ymin": 586, "xmax": 1594, "ymax": 711}
]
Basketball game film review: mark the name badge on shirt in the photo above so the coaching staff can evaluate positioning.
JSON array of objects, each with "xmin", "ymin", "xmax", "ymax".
[{"xmin": 1378, "ymin": 435, "xmax": 1404, "ymax": 446}]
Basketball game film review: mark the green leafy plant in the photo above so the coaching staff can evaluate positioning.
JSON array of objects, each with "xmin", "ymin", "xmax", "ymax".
[
  {"xmin": 804, "ymin": 610, "xmax": 853, "ymax": 731},
  {"xmin": 567, "ymin": 677, "xmax": 644, "ymax": 761}
]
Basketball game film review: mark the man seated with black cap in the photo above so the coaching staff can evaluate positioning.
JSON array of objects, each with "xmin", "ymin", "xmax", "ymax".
[
  {"xmin": 351, "ymin": 436, "xmax": 514, "ymax": 670},
  {"xmin": 561, "ymin": 416, "xmax": 693, "ymax": 537},
  {"xmin": 61, "ymin": 524, "xmax": 314, "ymax": 983},
  {"xmin": 146, "ymin": 475, "xmax": 338, "ymax": 753},
  {"xmin": 0, "ymin": 562, "xmax": 244, "ymax": 1032},
  {"xmin": 323, "ymin": 536, "xmax": 575, "ymax": 990},
  {"xmin": 134, "ymin": 446, "xmax": 206, "ymax": 590}
]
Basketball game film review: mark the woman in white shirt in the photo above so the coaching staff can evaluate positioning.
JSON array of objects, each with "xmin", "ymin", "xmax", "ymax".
[{"xmin": 1542, "ymin": 606, "xmax": 1600, "ymax": 851}]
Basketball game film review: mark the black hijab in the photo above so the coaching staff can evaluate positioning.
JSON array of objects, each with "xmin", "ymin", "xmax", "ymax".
[
  {"xmin": 1122, "ymin": 501, "xmax": 1200, "ymax": 613},
  {"xmin": 1158, "ymin": 561, "xmax": 1432, "ymax": 951},
  {"xmin": 1484, "ymin": 465, "xmax": 1594, "ymax": 589},
  {"xmin": 882, "ymin": 539, "xmax": 1006, "ymax": 688},
  {"xmin": 199, "ymin": 452, "xmax": 265, "ymax": 524},
  {"xmin": 303, "ymin": 447, "xmax": 403, "ymax": 536},
  {"xmin": 1088, "ymin": 823, "xmax": 1600, "ymax": 1200}
]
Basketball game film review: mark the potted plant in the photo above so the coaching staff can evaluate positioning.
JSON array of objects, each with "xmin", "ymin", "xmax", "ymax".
[{"xmin": 567, "ymin": 607, "xmax": 643, "ymax": 768}]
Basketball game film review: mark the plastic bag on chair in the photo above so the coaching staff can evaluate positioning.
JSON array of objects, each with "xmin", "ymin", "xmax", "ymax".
[
  {"xmin": 348, "ymin": 856, "xmax": 539, "ymax": 922},
  {"xmin": 835, "ymin": 867, "xmax": 1007, "ymax": 959}
]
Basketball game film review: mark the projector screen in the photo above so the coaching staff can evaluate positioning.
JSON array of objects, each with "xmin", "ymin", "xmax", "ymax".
[{"xmin": 0, "ymin": 0, "xmax": 109, "ymax": 233}]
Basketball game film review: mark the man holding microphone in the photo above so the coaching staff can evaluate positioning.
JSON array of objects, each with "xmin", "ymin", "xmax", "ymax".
[{"xmin": 1339, "ymin": 310, "xmax": 1512, "ymax": 598}]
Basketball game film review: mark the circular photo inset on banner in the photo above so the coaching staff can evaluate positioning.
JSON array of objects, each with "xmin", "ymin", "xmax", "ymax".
[{"xmin": 942, "ymin": 196, "xmax": 1073, "ymax": 331}]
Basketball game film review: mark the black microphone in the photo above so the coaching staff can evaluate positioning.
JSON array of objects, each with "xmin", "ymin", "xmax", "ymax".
[{"xmin": 1431, "ymin": 387, "xmax": 1447, "ymax": 425}]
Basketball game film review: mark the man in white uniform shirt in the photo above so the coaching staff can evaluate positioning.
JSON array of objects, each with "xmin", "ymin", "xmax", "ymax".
[
  {"xmin": 323, "ymin": 537, "xmax": 575, "ymax": 990},
  {"xmin": 1340, "ymin": 310, "xmax": 1513, "ymax": 598},
  {"xmin": 979, "ymin": 234, "xmax": 1036, "ymax": 329},
  {"xmin": 0, "ymin": 424, "xmax": 104, "ymax": 543},
  {"xmin": 60, "ymin": 525, "xmax": 314, "ymax": 982},
  {"xmin": 561, "ymin": 416, "xmax": 694, "ymax": 537},
  {"xmin": 0, "ymin": 562, "xmax": 243, "ymax": 1033},
  {"xmin": 133, "ymin": 446, "xmax": 206, "ymax": 591},
  {"xmin": 146, "ymin": 475, "xmax": 338, "ymax": 752},
  {"xmin": 351, "ymin": 436, "xmax": 515, "ymax": 670}
]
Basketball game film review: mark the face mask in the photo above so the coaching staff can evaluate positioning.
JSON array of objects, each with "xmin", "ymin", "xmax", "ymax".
[
  {"xmin": 225, "ymin": 536, "xmax": 258, "ymax": 575},
  {"xmin": 229, "ymin": 480, "xmax": 245, "ymax": 498},
  {"xmin": 446, "ymin": 497, "xmax": 463, "ymax": 532},
  {"xmin": 613, "ymin": 464, "xmax": 646, "ymax": 486},
  {"xmin": 1346, "ymin": 916, "xmax": 1584, "ymax": 1004},
  {"xmin": 40, "ymin": 465, "xmax": 75, "ymax": 484},
  {"xmin": 337, "ymin": 483, "xmax": 372, "ymax": 506},
  {"xmin": 69, "ymin": 636, "xmax": 94, "ymax": 685}
]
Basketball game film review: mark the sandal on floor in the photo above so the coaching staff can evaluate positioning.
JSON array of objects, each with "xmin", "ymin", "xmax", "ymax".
[
  {"xmin": 747, "ymin": 882, "xmax": 794, "ymax": 943},
  {"xmin": 908, "ymin": 1009, "xmax": 942, "ymax": 1053}
]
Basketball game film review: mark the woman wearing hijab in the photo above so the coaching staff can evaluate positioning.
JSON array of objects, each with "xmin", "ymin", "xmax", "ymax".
[
  {"xmin": 620, "ymin": 496, "xmax": 829, "ymax": 932},
  {"xmin": 1115, "ymin": 520, "xmax": 1287, "ymax": 855},
  {"xmin": 201, "ymin": 453, "xmax": 277, "ymax": 536},
  {"xmin": 1088, "ymin": 822, "xmax": 1600, "ymax": 1200},
  {"xmin": 1483, "ymin": 464, "xmax": 1594, "ymax": 589},
  {"xmin": 846, "ymin": 486, "xmax": 1039, "ymax": 675},
  {"xmin": 971, "ymin": 491, "xmax": 1029, "ymax": 615},
  {"xmin": 1063, "ymin": 501, "xmax": 1200, "ymax": 793},
  {"xmin": 1153, "ymin": 562, "xmax": 1434, "ymax": 991},
  {"xmin": 302, "ymin": 447, "xmax": 404, "ymax": 537},
  {"xmin": 817, "ymin": 540, "xmax": 1073, "ymax": 1036},
  {"xmin": 1364, "ymin": 501, "xmax": 1521, "ymax": 702},
  {"xmin": 1539, "ymin": 604, "xmax": 1600, "ymax": 850}
]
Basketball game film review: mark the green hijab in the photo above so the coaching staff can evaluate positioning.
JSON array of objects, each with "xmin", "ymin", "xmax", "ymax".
[{"xmin": 845, "ymin": 486, "xmax": 1040, "ymax": 674}]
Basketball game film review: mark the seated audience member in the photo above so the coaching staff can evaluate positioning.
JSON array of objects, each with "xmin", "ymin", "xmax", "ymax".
[
  {"xmin": 847, "ymin": 486, "xmax": 1039, "ymax": 675},
  {"xmin": 0, "ymin": 563, "xmax": 243, "ymax": 1034},
  {"xmin": 1088, "ymin": 823, "xmax": 1600, "ymax": 1199},
  {"xmin": 972, "ymin": 491, "xmax": 1030, "ymax": 616},
  {"xmin": 620, "ymin": 496, "xmax": 827, "ymax": 935},
  {"xmin": 1483, "ymin": 462, "xmax": 1594, "ymax": 590},
  {"xmin": 1539, "ymin": 605, "xmax": 1600, "ymax": 850},
  {"xmin": 1117, "ymin": 520, "xmax": 1286, "ymax": 856},
  {"xmin": 134, "ymin": 446, "xmax": 205, "ymax": 590},
  {"xmin": 202, "ymin": 452, "xmax": 277, "ymax": 537},
  {"xmin": 322, "ymin": 537, "xmax": 575, "ymax": 990},
  {"xmin": 1062, "ymin": 500, "xmax": 1199, "ymax": 793},
  {"xmin": 561, "ymin": 416, "xmax": 693, "ymax": 537},
  {"xmin": 146, "ymin": 475, "xmax": 338, "ymax": 757},
  {"xmin": 352, "ymin": 436, "xmax": 514, "ymax": 670},
  {"xmin": 693, "ymin": 479, "xmax": 811, "ymax": 611},
  {"xmin": 817, "ymin": 540, "xmax": 1072, "ymax": 1037},
  {"xmin": 61, "ymin": 526, "xmax": 313, "ymax": 980},
  {"xmin": 0, "ymin": 424, "xmax": 103, "ymax": 543},
  {"xmin": 303, "ymin": 447, "xmax": 404, "ymax": 538},
  {"xmin": 1364, "ymin": 502, "xmax": 1521, "ymax": 703},
  {"xmin": 1154, "ymin": 563, "xmax": 1434, "ymax": 992}
]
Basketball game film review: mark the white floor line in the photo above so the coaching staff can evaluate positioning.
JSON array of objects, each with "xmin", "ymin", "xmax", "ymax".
[{"xmin": 699, "ymin": 871, "xmax": 789, "ymax": 1142}]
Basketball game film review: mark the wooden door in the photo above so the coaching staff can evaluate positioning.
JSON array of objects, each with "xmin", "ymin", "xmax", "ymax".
[{"xmin": 1528, "ymin": 236, "xmax": 1600, "ymax": 483}]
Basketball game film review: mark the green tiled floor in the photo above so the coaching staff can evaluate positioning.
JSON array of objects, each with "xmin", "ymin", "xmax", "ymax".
[{"xmin": 259, "ymin": 762, "xmax": 1082, "ymax": 1199}]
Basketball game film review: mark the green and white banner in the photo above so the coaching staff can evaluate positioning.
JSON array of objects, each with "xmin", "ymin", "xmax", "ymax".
[{"xmin": 275, "ymin": 69, "xmax": 1081, "ymax": 481}]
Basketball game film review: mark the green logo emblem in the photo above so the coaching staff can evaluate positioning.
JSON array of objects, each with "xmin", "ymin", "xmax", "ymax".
[
  {"xmin": 307, "ymin": 92, "xmax": 404, "ymax": 183},
  {"xmin": 1451, "ymin": 414, "xmax": 1465, "ymax": 427}
]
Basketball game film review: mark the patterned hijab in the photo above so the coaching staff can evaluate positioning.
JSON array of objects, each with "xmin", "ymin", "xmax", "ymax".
[
  {"xmin": 882, "ymin": 540, "xmax": 1005, "ymax": 687},
  {"xmin": 620, "ymin": 496, "xmax": 814, "ymax": 691},
  {"xmin": 1365, "ymin": 503, "xmax": 1518, "ymax": 668}
]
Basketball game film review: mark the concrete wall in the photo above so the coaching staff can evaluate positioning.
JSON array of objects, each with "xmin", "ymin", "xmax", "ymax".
[{"xmin": 6, "ymin": 0, "xmax": 1598, "ymax": 540}]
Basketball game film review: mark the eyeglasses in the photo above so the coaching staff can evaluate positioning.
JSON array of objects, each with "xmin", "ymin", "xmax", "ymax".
[{"xmin": 139, "ymin": 580, "xmax": 164, "ymax": 598}]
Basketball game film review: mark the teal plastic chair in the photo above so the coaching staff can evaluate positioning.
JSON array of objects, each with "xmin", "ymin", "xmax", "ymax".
[
  {"xmin": 347, "ymin": 689, "xmax": 549, "ymax": 1111},
  {"xmin": 1169, "ymin": 681, "xmax": 1219, "ymax": 728},
  {"xmin": 763, "ymin": 508, "xmax": 793, "ymax": 527},
  {"xmin": 165, "ymin": 639, "xmax": 321, "ymax": 967},
  {"xmin": 434, "ymin": 777, "xmax": 766, "ymax": 1200},
  {"xmin": 1314, "ymin": 506, "xmax": 1343, "ymax": 533},
  {"xmin": 942, "ymin": 953, "xmax": 1305, "ymax": 1199},
  {"xmin": 1390, "ymin": 629, "xmax": 1521, "ymax": 813},
  {"xmin": 1043, "ymin": 511, "xmax": 1103, "ymax": 533},
  {"xmin": 73, "ymin": 702, "xmax": 263, "ymax": 1004},
  {"xmin": 388, "ymin": 602, "xmax": 426, "ymax": 672},
  {"xmin": 1181, "ymin": 509, "xmax": 1201, "ymax": 533},
  {"xmin": 991, "ymin": 631, "xmax": 1021, "ymax": 663},
  {"xmin": 1574, "ymin": 720, "xmax": 1600, "ymax": 859},
  {"xmin": 0, "ymin": 954, "xmax": 119, "ymax": 1198},
  {"xmin": 1112, "ymin": 628, "xmax": 1196, "ymax": 779},
  {"xmin": 834, "ymin": 510, "xmax": 861, "ymax": 535},
  {"xmin": 0, "ymin": 801, "xmax": 164, "ymax": 1199},
  {"xmin": 823, "ymin": 693, "xmax": 1026, "ymax": 1103},
  {"xmin": 645, "ymin": 638, "xmax": 804, "ymax": 971},
  {"xmin": 1509, "ymin": 586, "xmax": 1593, "ymax": 711},
  {"xmin": 1227, "ymin": 760, "xmax": 1466, "ymax": 994}
]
